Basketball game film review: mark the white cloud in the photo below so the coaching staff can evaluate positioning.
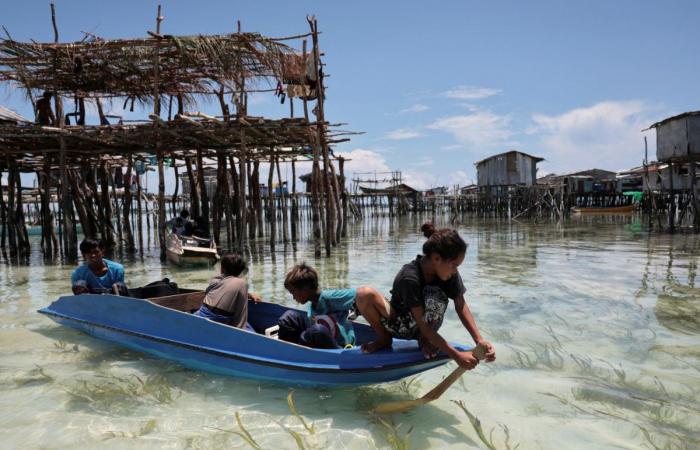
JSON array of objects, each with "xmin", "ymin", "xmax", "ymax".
[
  {"xmin": 441, "ymin": 144, "xmax": 466, "ymax": 151},
  {"xmin": 384, "ymin": 128, "xmax": 424, "ymax": 140},
  {"xmin": 428, "ymin": 111, "xmax": 515, "ymax": 149},
  {"xmin": 335, "ymin": 148, "xmax": 391, "ymax": 183},
  {"xmin": 449, "ymin": 170, "xmax": 473, "ymax": 186},
  {"xmin": 444, "ymin": 86, "xmax": 501, "ymax": 101},
  {"xmin": 402, "ymin": 170, "xmax": 437, "ymax": 190},
  {"xmin": 399, "ymin": 103, "xmax": 429, "ymax": 114},
  {"xmin": 529, "ymin": 100, "xmax": 655, "ymax": 173}
]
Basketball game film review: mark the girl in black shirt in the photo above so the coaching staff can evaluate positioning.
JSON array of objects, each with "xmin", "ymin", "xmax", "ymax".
[{"xmin": 356, "ymin": 222, "xmax": 495, "ymax": 370}]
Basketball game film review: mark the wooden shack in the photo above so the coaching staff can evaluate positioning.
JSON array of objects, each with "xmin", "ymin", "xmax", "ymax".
[
  {"xmin": 537, "ymin": 168, "xmax": 618, "ymax": 194},
  {"xmin": 650, "ymin": 111, "xmax": 700, "ymax": 162},
  {"xmin": 476, "ymin": 150, "xmax": 543, "ymax": 195}
]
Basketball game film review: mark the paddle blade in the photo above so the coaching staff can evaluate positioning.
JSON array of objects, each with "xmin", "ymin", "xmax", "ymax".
[{"xmin": 372, "ymin": 398, "xmax": 426, "ymax": 415}]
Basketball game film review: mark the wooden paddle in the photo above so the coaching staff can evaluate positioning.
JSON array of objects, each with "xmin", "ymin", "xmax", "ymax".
[{"xmin": 372, "ymin": 342, "xmax": 488, "ymax": 415}]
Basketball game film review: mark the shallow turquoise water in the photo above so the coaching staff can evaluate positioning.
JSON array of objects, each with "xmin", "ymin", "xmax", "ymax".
[{"xmin": 1, "ymin": 215, "xmax": 699, "ymax": 449}]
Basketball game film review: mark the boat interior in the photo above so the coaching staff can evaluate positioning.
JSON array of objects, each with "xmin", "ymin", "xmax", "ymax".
[{"xmin": 134, "ymin": 287, "xmax": 378, "ymax": 345}]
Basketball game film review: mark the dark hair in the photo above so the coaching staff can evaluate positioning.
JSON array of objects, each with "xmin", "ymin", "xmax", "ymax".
[
  {"xmin": 79, "ymin": 237, "xmax": 104, "ymax": 255},
  {"xmin": 284, "ymin": 263, "xmax": 319, "ymax": 291},
  {"xmin": 420, "ymin": 222, "xmax": 467, "ymax": 260},
  {"xmin": 220, "ymin": 253, "xmax": 247, "ymax": 277},
  {"xmin": 180, "ymin": 209, "xmax": 190, "ymax": 219},
  {"xmin": 42, "ymin": 91, "xmax": 52, "ymax": 99}
]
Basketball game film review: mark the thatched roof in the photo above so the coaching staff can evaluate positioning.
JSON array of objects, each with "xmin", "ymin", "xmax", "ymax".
[{"xmin": 0, "ymin": 33, "xmax": 308, "ymax": 100}]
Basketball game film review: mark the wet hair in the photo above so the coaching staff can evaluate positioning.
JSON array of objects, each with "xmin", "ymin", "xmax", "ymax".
[
  {"xmin": 79, "ymin": 237, "xmax": 104, "ymax": 255},
  {"xmin": 284, "ymin": 263, "xmax": 319, "ymax": 291},
  {"xmin": 420, "ymin": 222, "xmax": 467, "ymax": 261},
  {"xmin": 220, "ymin": 252, "xmax": 247, "ymax": 277},
  {"xmin": 180, "ymin": 209, "xmax": 190, "ymax": 219}
]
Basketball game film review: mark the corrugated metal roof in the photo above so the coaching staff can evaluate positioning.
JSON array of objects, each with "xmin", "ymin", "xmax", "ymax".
[
  {"xmin": 647, "ymin": 110, "xmax": 700, "ymax": 129},
  {"xmin": 474, "ymin": 150, "xmax": 544, "ymax": 166},
  {"xmin": 0, "ymin": 105, "xmax": 30, "ymax": 123}
]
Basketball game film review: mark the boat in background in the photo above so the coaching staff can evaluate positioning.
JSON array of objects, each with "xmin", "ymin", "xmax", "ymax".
[
  {"xmin": 165, "ymin": 233, "xmax": 219, "ymax": 266},
  {"xmin": 572, "ymin": 204, "xmax": 637, "ymax": 214},
  {"xmin": 37, "ymin": 291, "xmax": 471, "ymax": 387}
]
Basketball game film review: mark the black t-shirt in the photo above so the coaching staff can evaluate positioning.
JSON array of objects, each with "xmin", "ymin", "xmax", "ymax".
[{"xmin": 390, "ymin": 255, "xmax": 466, "ymax": 315}]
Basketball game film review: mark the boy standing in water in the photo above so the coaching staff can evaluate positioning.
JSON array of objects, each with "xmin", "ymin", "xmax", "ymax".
[{"xmin": 356, "ymin": 222, "xmax": 495, "ymax": 370}]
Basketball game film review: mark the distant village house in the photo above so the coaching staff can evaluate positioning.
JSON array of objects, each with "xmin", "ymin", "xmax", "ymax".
[{"xmin": 475, "ymin": 150, "xmax": 543, "ymax": 196}]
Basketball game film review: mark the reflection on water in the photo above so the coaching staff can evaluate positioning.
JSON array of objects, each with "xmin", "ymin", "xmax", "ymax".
[{"xmin": 1, "ymin": 215, "xmax": 700, "ymax": 449}]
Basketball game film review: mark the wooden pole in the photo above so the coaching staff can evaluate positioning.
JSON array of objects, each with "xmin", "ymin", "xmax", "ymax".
[
  {"xmin": 0, "ymin": 170, "xmax": 5, "ymax": 251},
  {"xmin": 228, "ymin": 155, "xmax": 239, "ymax": 245},
  {"xmin": 275, "ymin": 155, "xmax": 289, "ymax": 243},
  {"xmin": 136, "ymin": 167, "xmax": 144, "ymax": 255},
  {"xmin": 12, "ymin": 162, "xmax": 30, "ymax": 255},
  {"xmin": 122, "ymin": 155, "xmax": 135, "ymax": 251},
  {"xmin": 153, "ymin": 4, "xmax": 167, "ymax": 261},
  {"xmin": 185, "ymin": 157, "xmax": 200, "ymax": 218},
  {"xmin": 308, "ymin": 16, "xmax": 335, "ymax": 255},
  {"xmin": 268, "ymin": 152, "xmax": 277, "ymax": 251},
  {"xmin": 291, "ymin": 159, "xmax": 298, "ymax": 242},
  {"xmin": 98, "ymin": 165, "xmax": 112, "ymax": 248},
  {"xmin": 50, "ymin": 3, "xmax": 77, "ymax": 260},
  {"xmin": 235, "ymin": 20, "xmax": 248, "ymax": 251},
  {"xmin": 196, "ymin": 148, "xmax": 209, "ymax": 230},
  {"xmin": 339, "ymin": 156, "xmax": 348, "ymax": 237},
  {"xmin": 247, "ymin": 160, "xmax": 256, "ymax": 240}
]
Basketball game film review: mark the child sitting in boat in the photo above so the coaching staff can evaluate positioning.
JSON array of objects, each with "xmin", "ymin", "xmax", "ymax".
[
  {"xmin": 172, "ymin": 209, "xmax": 193, "ymax": 236},
  {"xmin": 71, "ymin": 238, "xmax": 127, "ymax": 295},
  {"xmin": 193, "ymin": 252, "xmax": 262, "ymax": 328},
  {"xmin": 278, "ymin": 263, "xmax": 385, "ymax": 349},
  {"xmin": 355, "ymin": 222, "xmax": 495, "ymax": 370}
]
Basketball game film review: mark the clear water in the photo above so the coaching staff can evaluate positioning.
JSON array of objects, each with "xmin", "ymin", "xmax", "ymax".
[{"xmin": 1, "ymin": 215, "xmax": 699, "ymax": 449}]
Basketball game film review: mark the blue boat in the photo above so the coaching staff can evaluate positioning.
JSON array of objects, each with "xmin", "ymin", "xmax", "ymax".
[{"xmin": 38, "ymin": 291, "xmax": 471, "ymax": 387}]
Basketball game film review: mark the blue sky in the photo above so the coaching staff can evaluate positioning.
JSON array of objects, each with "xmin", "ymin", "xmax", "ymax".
[{"xmin": 2, "ymin": 1, "xmax": 700, "ymax": 191}]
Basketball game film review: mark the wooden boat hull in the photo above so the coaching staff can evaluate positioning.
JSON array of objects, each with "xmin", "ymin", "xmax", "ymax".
[
  {"xmin": 166, "ymin": 233, "xmax": 219, "ymax": 266},
  {"xmin": 572, "ymin": 204, "xmax": 637, "ymax": 214},
  {"xmin": 38, "ymin": 294, "xmax": 468, "ymax": 387}
]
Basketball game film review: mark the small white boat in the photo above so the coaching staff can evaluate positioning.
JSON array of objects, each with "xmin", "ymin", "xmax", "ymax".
[{"xmin": 166, "ymin": 233, "xmax": 219, "ymax": 266}]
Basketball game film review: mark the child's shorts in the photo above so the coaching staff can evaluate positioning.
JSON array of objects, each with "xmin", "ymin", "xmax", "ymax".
[{"xmin": 380, "ymin": 286, "xmax": 449, "ymax": 340}]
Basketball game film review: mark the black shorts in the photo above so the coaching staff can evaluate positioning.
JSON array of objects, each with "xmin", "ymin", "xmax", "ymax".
[{"xmin": 380, "ymin": 286, "xmax": 449, "ymax": 340}]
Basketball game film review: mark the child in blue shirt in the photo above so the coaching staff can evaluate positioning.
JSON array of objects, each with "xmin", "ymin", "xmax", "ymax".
[
  {"xmin": 71, "ymin": 238, "xmax": 126, "ymax": 295},
  {"xmin": 279, "ymin": 263, "xmax": 381, "ymax": 349}
]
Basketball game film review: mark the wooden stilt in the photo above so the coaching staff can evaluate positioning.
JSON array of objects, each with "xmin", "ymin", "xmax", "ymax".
[
  {"xmin": 268, "ymin": 152, "xmax": 276, "ymax": 251},
  {"xmin": 122, "ymin": 155, "xmax": 135, "ymax": 251},
  {"xmin": 275, "ymin": 155, "xmax": 289, "ymax": 244}
]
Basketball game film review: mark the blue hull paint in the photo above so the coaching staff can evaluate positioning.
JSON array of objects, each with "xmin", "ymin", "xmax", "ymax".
[{"xmin": 38, "ymin": 294, "xmax": 468, "ymax": 387}]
